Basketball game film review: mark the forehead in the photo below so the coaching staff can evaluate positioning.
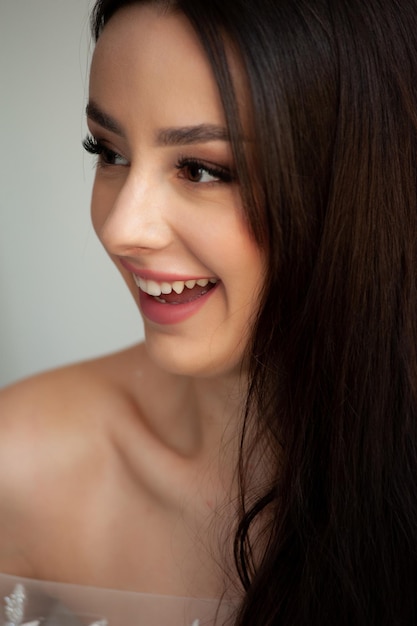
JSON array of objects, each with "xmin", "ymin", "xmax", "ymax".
[{"xmin": 89, "ymin": 4, "xmax": 227, "ymax": 129}]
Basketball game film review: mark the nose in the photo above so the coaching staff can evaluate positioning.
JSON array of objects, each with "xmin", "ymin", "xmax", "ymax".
[{"xmin": 95, "ymin": 171, "xmax": 173, "ymax": 255}]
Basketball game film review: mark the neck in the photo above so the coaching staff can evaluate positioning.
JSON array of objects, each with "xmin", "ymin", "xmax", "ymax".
[
  {"xmin": 124, "ymin": 343, "xmax": 247, "ymax": 462},
  {"xmin": 153, "ymin": 370, "xmax": 247, "ymax": 462}
]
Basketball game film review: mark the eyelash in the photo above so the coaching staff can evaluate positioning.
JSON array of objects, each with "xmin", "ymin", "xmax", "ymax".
[
  {"xmin": 82, "ymin": 135, "xmax": 126, "ymax": 167},
  {"xmin": 82, "ymin": 135, "xmax": 235, "ymax": 184},
  {"xmin": 175, "ymin": 156, "xmax": 234, "ymax": 185}
]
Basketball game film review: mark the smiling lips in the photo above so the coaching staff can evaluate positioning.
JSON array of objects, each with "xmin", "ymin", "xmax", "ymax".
[{"xmin": 133, "ymin": 274, "xmax": 218, "ymax": 304}]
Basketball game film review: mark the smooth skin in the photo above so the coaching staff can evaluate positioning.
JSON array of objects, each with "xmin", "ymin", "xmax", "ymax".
[{"xmin": 0, "ymin": 4, "xmax": 264, "ymax": 599}]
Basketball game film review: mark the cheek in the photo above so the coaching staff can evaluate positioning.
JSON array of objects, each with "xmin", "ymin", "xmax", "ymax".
[{"xmin": 90, "ymin": 179, "xmax": 112, "ymax": 239}]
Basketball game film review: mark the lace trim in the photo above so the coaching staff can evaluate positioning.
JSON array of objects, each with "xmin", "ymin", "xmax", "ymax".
[{"xmin": 4, "ymin": 583, "xmax": 200, "ymax": 626}]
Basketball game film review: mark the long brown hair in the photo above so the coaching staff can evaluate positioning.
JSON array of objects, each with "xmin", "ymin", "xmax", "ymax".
[{"xmin": 91, "ymin": 1, "xmax": 417, "ymax": 623}]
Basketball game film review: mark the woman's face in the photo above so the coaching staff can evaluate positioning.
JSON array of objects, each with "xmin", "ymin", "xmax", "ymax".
[{"xmin": 88, "ymin": 3, "xmax": 265, "ymax": 378}]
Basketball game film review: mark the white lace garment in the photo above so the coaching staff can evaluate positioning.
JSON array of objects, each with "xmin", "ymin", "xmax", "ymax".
[{"xmin": 0, "ymin": 573, "xmax": 234, "ymax": 626}]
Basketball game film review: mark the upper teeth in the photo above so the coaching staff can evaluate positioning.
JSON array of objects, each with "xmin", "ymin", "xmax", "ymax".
[{"xmin": 133, "ymin": 275, "xmax": 218, "ymax": 297}]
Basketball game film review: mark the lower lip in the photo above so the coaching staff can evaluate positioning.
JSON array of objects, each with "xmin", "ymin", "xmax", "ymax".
[{"xmin": 138, "ymin": 284, "xmax": 218, "ymax": 325}]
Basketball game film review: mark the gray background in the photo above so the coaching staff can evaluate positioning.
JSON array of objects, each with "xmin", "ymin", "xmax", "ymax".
[{"xmin": 0, "ymin": 0, "xmax": 143, "ymax": 387}]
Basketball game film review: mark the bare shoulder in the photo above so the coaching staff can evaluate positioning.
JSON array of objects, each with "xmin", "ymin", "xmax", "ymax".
[
  {"xmin": 0, "ymin": 342, "xmax": 147, "ymax": 434},
  {"xmin": 0, "ymin": 344, "xmax": 146, "ymax": 576},
  {"xmin": 0, "ymin": 343, "xmax": 148, "ymax": 480}
]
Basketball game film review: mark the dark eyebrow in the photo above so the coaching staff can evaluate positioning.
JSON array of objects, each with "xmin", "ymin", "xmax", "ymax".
[
  {"xmin": 86, "ymin": 102, "xmax": 231, "ymax": 145},
  {"xmin": 86, "ymin": 102, "xmax": 125, "ymax": 137},
  {"xmin": 156, "ymin": 124, "xmax": 229, "ymax": 146}
]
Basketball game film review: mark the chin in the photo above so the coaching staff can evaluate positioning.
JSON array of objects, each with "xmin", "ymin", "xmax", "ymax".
[{"xmin": 143, "ymin": 331, "xmax": 246, "ymax": 380}]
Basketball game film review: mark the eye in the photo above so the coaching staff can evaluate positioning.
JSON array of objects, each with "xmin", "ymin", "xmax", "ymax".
[
  {"xmin": 176, "ymin": 157, "xmax": 234, "ymax": 184},
  {"xmin": 82, "ymin": 135, "xmax": 129, "ymax": 167}
]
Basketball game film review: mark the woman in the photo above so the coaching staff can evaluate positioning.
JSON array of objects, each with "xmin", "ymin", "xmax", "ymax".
[{"xmin": 1, "ymin": 0, "xmax": 417, "ymax": 624}]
